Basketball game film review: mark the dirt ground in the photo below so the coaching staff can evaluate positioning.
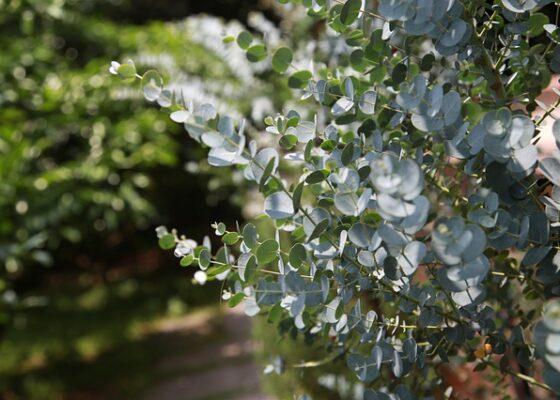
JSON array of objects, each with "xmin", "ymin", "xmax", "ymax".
[{"xmin": 142, "ymin": 307, "xmax": 275, "ymax": 400}]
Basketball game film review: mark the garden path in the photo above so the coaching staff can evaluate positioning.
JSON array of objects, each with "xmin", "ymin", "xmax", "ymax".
[{"xmin": 143, "ymin": 307, "xmax": 275, "ymax": 400}]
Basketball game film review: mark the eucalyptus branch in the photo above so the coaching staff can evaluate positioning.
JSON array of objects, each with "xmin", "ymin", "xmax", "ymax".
[
  {"xmin": 487, "ymin": 361, "xmax": 554, "ymax": 393},
  {"xmin": 111, "ymin": 1, "xmax": 560, "ymax": 397},
  {"xmin": 471, "ymin": 34, "xmax": 507, "ymax": 103}
]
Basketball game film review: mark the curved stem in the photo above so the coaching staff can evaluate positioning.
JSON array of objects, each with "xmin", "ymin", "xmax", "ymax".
[
  {"xmin": 471, "ymin": 34, "xmax": 507, "ymax": 104},
  {"xmin": 487, "ymin": 361, "xmax": 554, "ymax": 393}
]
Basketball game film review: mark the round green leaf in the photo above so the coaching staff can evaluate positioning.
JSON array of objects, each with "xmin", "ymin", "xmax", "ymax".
[
  {"xmin": 222, "ymin": 232, "xmax": 240, "ymax": 245},
  {"xmin": 256, "ymin": 239, "xmax": 279, "ymax": 264},
  {"xmin": 116, "ymin": 63, "xmax": 136, "ymax": 80},
  {"xmin": 180, "ymin": 254, "xmax": 194, "ymax": 267},
  {"xmin": 420, "ymin": 53, "xmax": 435, "ymax": 71},
  {"xmin": 198, "ymin": 248, "xmax": 211, "ymax": 270},
  {"xmin": 236, "ymin": 30, "xmax": 253, "ymax": 49},
  {"xmin": 259, "ymin": 157, "xmax": 277, "ymax": 189},
  {"xmin": 279, "ymin": 134, "xmax": 298, "ymax": 149},
  {"xmin": 341, "ymin": 142, "xmax": 355, "ymax": 166},
  {"xmin": 370, "ymin": 65, "xmax": 387, "ymax": 83},
  {"xmin": 292, "ymin": 181, "xmax": 304, "ymax": 212},
  {"xmin": 340, "ymin": 0, "xmax": 361, "ymax": 26},
  {"xmin": 306, "ymin": 170, "xmax": 329, "ymax": 184},
  {"xmin": 246, "ymin": 44, "xmax": 267, "ymax": 62},
  {"xmin": 391, "ymin": 64, "xmax": 407, "ymax": 87},
  {"xmin": 289, "ymin": 243, "xmax": 307, "ymax": 268},
  {"xmin": 158, "ymin": 233, "xmax": 175, "ymax": 250},
  {"xmin": 288, "ymin": 70, "xmax": 313, "ymax": 89},
  {"xmin": 272, "ymin": 47, "xmax": 293, "ymax": 73},
  {"xmin": 239, "ymin": 254, "xmax": 257, "ymax": 283},
  {"xmin": 242, "ymin": 223, "xmax": 259, "ymax": 249},
  {"xmin": 215, "ymin": 222, "xmax": 227, "ymax": 236},
  {"xmin": 228, "ymin": 292, "xmax": 245, "ymax": 308},
  {"xmin": 529, "ymin": 13, "xmax": 549, "ymax": 37}
]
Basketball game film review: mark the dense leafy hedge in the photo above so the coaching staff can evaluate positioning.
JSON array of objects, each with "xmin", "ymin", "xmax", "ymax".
[{"xmin": 116, "ymin": 0, "xmax": 560, "ymax": 398}]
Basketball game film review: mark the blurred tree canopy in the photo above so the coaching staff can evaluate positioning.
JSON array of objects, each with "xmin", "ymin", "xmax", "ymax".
[
  {"xmin": 0, "ymin": 0, "xmax": 302, "ymax": 398},
  {"xmin": 0, "ymin": 0, "xmax": 288, "ymax": 325}
]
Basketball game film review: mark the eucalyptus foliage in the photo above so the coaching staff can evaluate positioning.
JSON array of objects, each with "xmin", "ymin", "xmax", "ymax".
[{"xmin": 115, "ymin": 0, "xmax": 560, "ymax": 397}]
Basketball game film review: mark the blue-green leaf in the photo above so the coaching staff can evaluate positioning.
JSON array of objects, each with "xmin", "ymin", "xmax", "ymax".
[
  {"xmin": 142, "ymin": 70, "xmax": 163, "ymax": 102},
  {"xmin": 264, "ymin": 191, "xmax": 295, "ymax": 219},
  {"xmin": 256, "ymin": 239, "xmax": 279, "ymax": 264}
]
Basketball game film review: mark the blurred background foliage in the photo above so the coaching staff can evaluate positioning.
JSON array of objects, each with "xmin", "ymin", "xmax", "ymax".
[
  {"xmin": 0, "ymin": 0, "xmax": 309, "ymax": 398},
  {"xmin": 0, "ymin": 0, "xmax": 287, "ymax": 291},
  {"xmin": 0, "ymin": 0, "xmax": 349, "ymax": 398}
]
